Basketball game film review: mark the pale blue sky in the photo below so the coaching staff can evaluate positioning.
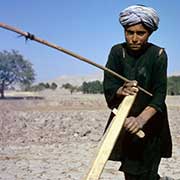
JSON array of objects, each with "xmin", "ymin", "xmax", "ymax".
[{"xmin": 0, "ymin": 0, "xmax": 179, "ymax": 82}]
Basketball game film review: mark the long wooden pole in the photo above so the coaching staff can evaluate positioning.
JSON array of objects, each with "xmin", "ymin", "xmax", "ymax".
[{"xmin": 0, "ymin": 22, "xmax": 152, "ymax": 97}]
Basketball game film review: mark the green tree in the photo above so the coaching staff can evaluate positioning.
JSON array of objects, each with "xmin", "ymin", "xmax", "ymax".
[
  {"xmin": 50, "ymin": 82, "xmax": 58, "ymax": 90},
  {"xmin": 80, "ymin": 80, "xmax": 103, "ymax": 94},
  {"xmin": 0, "ymin": 50, "xmax": 35, "ymax": 98},
  {"xmin": 62, "ymin": 83, "xmax": 73, "ymax": 89},
  {"xmin": 62, "ymin": 83, "xmax": 77, "ymax": 94},
  {"xmin": 167, "ymin": 76, "xmax": 180, "ymax": 95},
  {"xmin": 45, "ymin": 83, "xmax": 50, "ymax": 89},
  {"xmin": 28, "ymin": 83, "xmax": 45, "ymax": 91}
]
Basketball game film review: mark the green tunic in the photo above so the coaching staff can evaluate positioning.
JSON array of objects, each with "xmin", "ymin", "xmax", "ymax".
[{"xmin": 103, "ymin": 43, "xmax": 172, "ymax": 175}]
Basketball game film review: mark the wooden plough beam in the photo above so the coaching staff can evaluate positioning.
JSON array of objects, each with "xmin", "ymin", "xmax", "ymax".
[{"xmin": 83, "ymin": 94, "xmax": 144, "ymax": 180}]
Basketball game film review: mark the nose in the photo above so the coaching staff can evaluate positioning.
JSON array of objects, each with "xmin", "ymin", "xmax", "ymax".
[{"xmin": 132, "ymin": 33, "xmax": 138, "ymax": 43}]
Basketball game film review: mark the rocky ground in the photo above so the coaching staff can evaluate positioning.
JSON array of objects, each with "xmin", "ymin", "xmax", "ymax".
[{"xmin": 0, "ymin": 90, "xmax": 180, "ymax": 180}]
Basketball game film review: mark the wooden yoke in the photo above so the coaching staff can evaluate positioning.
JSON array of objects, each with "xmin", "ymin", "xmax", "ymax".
[{"xmin": 83, "ymin": 94, "xmax": 145, "ymax": 180}]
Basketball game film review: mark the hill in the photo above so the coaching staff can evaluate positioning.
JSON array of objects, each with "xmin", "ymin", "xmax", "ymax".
[{"xmin": 48, "ymin": 72, "xmax": 103, "ymax": 87}]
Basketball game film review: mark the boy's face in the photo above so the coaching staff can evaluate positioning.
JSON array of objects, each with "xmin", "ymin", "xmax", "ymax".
[{"xmin": 125, "ymin": 24, "xmax": 150, "ymax": 51}]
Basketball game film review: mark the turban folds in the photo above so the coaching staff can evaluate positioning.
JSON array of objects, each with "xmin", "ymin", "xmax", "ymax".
[{"xmin": 119, "ymin": 5, "xmax": 159, "ymax": 31}]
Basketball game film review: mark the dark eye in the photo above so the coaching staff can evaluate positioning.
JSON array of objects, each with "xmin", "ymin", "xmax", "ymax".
[
  {"xmin": 126, "ymin": 30, "xmax": 134, "ymax": 35},
  {"xmin": 137, "ymin": 31, "xmax": 146, "ymax": 36}
]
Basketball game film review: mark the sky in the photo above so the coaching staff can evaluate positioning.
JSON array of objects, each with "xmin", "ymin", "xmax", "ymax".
[{"xmin": 0, "ymin": 0, "xmax": 180, "ymax": 82}]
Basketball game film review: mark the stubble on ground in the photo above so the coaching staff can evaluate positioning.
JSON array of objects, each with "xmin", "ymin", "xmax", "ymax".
[{"xmin": 0, "ymin": 90, "xmax": 180, "ymax": 180}]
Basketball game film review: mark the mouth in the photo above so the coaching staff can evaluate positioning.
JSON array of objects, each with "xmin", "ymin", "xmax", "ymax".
[
  {"xmin": 129, "ymin": 44, "xmax": 141, "ymax": 48},
  {"xmin": 128, "ymin": 44, "xmax": 142, "ymax": 50}
]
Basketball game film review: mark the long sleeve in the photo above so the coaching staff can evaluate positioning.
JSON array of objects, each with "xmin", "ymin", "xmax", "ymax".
[
  {"xmin": 103, "ymin": 45, "xmax": 124, "ymax": 109},
  {"xmin": 148, "ymin": 50, "xmax": 167, "ymax": 112}
]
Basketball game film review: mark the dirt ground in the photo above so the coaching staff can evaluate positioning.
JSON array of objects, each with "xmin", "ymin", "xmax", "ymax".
[{"xmin": 0, "ymin": 90, "xmax": 180, "ymax": 180}]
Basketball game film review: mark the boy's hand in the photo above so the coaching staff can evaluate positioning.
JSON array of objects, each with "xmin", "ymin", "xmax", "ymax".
[{"xmin": 116, "ymin": 80, "xmax": 139, "ymax": 96}]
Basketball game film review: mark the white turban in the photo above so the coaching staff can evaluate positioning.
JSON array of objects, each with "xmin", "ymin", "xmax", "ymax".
[{"xmin": 119, "ymin": 5, "xmax": 159, "ymax": 31}]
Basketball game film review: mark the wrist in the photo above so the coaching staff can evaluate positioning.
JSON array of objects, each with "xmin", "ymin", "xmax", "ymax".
[
  {"xmin": 116, "ymin": 87, "xmax": 124, "ymax": 97},
  {"xmin": 137, "ymin": 116, "xmax": 147, "ymax": 128}
]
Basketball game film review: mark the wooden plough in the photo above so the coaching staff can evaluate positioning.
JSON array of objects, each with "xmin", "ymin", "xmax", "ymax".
[{"xmin": 83, "ymin": 94, "xmax": 144, "ymax": 180}]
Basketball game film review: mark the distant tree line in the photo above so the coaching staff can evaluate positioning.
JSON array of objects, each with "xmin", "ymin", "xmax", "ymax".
[
  {"xmin": 27, "ymin": 80, "xmax": 104, "ymax": 94},
  {"xmin": 27, "ymin": 76, "xmax": 180, "ymax": 96},
  {"xmin": 29, "ymin": 82, "xmax": 58, "ymax": 91},
  {"xmin": 62, "ymin": 80, "xmax": 104, "ymax": 94},
  {"xmin": 22, "ymin": 75, "xmax": 180, "ymax": 96}
]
